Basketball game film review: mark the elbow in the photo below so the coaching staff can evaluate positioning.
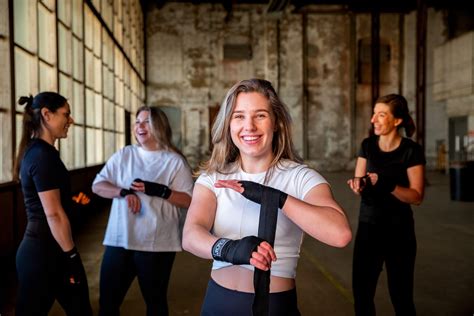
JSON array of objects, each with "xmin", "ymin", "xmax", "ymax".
[
  {"xmin": 333, "ymin": 227, "xmax": 352, "ymax": 248},
  {"xmin": 182, "ymin": 195, "xmax": 192, "ymax": 209},
  {"xmin": 91, "ymin": 184, "xmax": 99, "ymax": 195},
  {"xmin": 181, "ymin": 228, "xmax": 192, "ymax": 253},
  {"xmin": 413, "ymin": 192, "xmax": 424, "ymax": 206}
]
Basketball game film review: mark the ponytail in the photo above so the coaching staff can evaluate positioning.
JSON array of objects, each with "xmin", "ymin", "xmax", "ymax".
[
  {"xmin": 13, "ymin": 92, "xmax": 67, "ymax": 180},
  {"xmin": 375, "ymin": 93, "xmax": 416, "ymax": 138},
  {"xmin": 402, "ymin": 113, "xmax": 416, "ymax": 138}
]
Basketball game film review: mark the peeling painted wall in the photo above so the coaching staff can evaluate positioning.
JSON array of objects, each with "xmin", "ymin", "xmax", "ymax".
[
  {"xmin": 305, "ymin": 13, "xmax": 351, "ymax": 170},
  {"xmin": 146, "ymin": 3, "xmax": 449, "ymax": 170}
]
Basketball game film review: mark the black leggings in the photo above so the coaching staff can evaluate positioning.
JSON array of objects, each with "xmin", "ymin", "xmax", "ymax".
[
  {"xmin": 352, "ymin": 221, "xmax": 417, "ymax": 316},
  {"xmin": 99, "ymin": 246, "xmax": 176, "ymax": 316},
  {"xmin": 201, "ymin": 278, "xmax": 300, "ymax": 316},
  {"xmin": 15, "ymin": 222, "xmax": 92, "ymax": 316}
]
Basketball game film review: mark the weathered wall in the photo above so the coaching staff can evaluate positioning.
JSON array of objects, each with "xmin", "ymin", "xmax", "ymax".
[
  {"xmin": 305, "ymin": 13, "xmax": 351, "ymax": 170},
  {"xmin": 146, "ymin": 3, "xmax": 448, "ymax": 170}
]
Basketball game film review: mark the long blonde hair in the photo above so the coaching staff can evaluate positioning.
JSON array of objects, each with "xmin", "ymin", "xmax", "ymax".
[
  {"xmin": 136, "ymin": 106, "xmax": 185, "ymax": 159},
  {"xmin": 201, "ymin": 79, "xmax": 301, "ymax": 177}
]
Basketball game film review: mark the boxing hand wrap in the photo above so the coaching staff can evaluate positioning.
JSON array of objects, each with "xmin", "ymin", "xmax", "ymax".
[
  {"xmin": 64, "ymin": 246, "xmax": 85, "ymax": 285},
  {"xmin": 374, "ymin": 175, "xmax": 396, "ymax": 194},
  {"xmin": 134, "ymin": 178, "xmax": 171, "ymax": 199},
  {"xmin": 239, "ymin": 180, "xmax": 288, "ymax": 209},
  {"xmin": 211, "ymin": 236, "xmax": 264, "ymax": 265},
  {"xmin": 119, "ymin": 188, "xmax": 135, "ymax": 197}
]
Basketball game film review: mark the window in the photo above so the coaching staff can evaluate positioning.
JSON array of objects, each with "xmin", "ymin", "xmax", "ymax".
[{"xmin": 0, "ymin": 0, "xmax": 145, "ymax": 183}]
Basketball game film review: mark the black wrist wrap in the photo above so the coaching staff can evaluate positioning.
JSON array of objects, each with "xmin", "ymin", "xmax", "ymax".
[
  {"xmin": 120, "ymin": 188, "xmax": 134, "ymax": 197},
  {"xmin": 211, "ymin": 236, "xmax": 263, "ymax": 265}
]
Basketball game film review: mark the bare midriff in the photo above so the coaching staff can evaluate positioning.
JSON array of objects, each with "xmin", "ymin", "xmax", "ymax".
[{"xmin": 211, "ymin": 265, "xmax": 295, "ymax": 293}]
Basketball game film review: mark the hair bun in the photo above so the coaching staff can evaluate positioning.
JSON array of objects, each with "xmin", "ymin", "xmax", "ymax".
[{"xmin": 18, "ymin": 95, "xmax": 34, "ymax": 107}]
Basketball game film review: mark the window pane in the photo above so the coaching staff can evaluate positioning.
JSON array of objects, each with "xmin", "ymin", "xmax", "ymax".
[
  {"xmin": 101, "ymin": 0, "xmax": 113, "ymax": 30},
  {"xmin": 84, "ymin": 49, "xmax": 94, "ymax": 89},
  {"xmin": 104, "ymin": 67, "xmax": 113, "ymax": 99},
  {"xmin": 103, "ymin": 99, "xmax": 113, "ymax": 130},
  {"xmin": 93, "ymin": 20, "xmax": 102, "ymax": 57},
  {"xmin": 57, "ymin": 0, "xmax": 71, "ymax": 27},
  {"xmin": 38, "ymin": 4, "xmax": 56, "ymax": 64},
  {"xmin": 95, "ymin": 128, "xmax": 103, "ymax": 163},
  {"xmin": 115, "ymin": 77, "xmax": 123, "ymax": 106},
  {"xmin": 84, "ymin": 5, "xmax": 93, "ymax": 49},
  {"xmin": 95, "ymin": 93, "xmax": 103, "ymax": 127},
  {"xmin": 73, "ymin": 125, "xmax": 85, "ymax": 168},
  {"xmin": 73, "ymin": 82, "xmax": 85, "ymax": 124},
  {"xmin": 114, "ymin": 47, "xmax": 123, "ymax": 78},
  {"xmin": 14, "ymin": 0, "xmax": 37, "ymax": 52},
  {"xmin": 60, "ymin": 127, "xmax": 74, "ymax": 169},
  {"xmin": 94, "ymin": 56, "xmax": 102, "ymax": 92},
  {"xmin": 58, "ymin": 24, "xmax": 72, "ymax": 74},
  {"xmin": 15, "ymin": 114, "xmax": 23, "ymax": 159},
  {"xmin": 104, "ymin": 131, "xmax": 115, "ymax": 160},
  {"xmin": 86, "ymin": 127, "xmax": 95, "ymax": 166},
  {"xmin": 85, "ymin": 88, "xmax": 94, "ymax": 126},
  {"xmin": 59, "ymin": 73, "xmax": 73, "ymax": 103},
  {"xmin": 14, "ymin": 47, "xmax": 38, "ymax": 110},
  {"xmin": 0, "ymin": 110, "xmax": 13, "ymax": 182},
  {"xmin": 40, "ymin": 0, "xmax": 55, "ymax": 11},
  {"xmin": 73, "ymin": 37, "xmax": 84, "ymax": 81},
  {"xmin": 39, "ymin": 61, "xmax": 57, "ymax": 92},
  {"xmin": 116, "ymin": 132, "xmax": 124, "ymax": 152},
  {"xmin": 72, "ymin": 0, "xmax": 83, "ymax": 38},
  {"xmin": 0, "ymin": 36, "xmax": 12, "ymax": 182},
  {"xmin": 115, "ymin": 105, "xmax": 124, "ymax": 132}
]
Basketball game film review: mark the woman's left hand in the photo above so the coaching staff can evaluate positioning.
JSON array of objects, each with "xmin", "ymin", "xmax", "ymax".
[{"xmin": 250, "ymin": 241, "xmax": 277, "ymax": 271}]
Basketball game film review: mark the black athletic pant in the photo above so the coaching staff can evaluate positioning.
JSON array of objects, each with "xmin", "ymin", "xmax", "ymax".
[
  {"xmin": 99, "ymin": 245, "xmax": 176, "ymax": 316},
  {"xmin": 353, "ymin": 220, "xmax": 417, "ymax": 316},
  {"xmin": 201, "ymin": 278, "xmax": 300, "ymax": 316},
  {"xmin": 15, "ymin": 222, "xmax": 92, "ymax": 316}
]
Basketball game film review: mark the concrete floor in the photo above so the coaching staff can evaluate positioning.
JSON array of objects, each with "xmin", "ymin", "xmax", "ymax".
[{"xmin": 46, "ymin": 171, "xmax": 473, "ymax": 316}]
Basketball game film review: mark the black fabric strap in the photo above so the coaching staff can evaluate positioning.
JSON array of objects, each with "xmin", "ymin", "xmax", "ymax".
[{"xmin": 252, "ymin": 187, "xmax": 280, "ymax": 316}]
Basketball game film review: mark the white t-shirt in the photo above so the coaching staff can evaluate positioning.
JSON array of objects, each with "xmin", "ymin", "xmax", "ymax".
[
  {"xmin": 196, "ymin": 159, "xmax": 328, "ymax": 278},
  {"xmin": 93, "ymin": 145, "xmax": 194, "ymax": 252}
]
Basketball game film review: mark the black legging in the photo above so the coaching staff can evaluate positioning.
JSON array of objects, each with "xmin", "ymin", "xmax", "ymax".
[
  {"xmin": 15, "ymin": 222, "xmax": 92, "ymax": 316},
  {"xmin": 201, "ymin": 278, "xmax": 300, "ymax": 316},
  {"xmin": 98, "ymin": 246, "xmax": 176, "ymax": 316},
  {"xmin": 352, "ymin": 220, "xmax": 417, "ymax": 316}
]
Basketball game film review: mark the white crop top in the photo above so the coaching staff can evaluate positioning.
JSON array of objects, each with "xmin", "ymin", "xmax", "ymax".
[{"xmin": 196, "ymin": 159, "xmax": 328, "ymax": 278}]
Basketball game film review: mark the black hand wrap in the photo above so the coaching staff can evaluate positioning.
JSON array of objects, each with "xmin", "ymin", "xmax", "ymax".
[
  {"xmin": 239, "ymin": 181, "xmax": 288, "ymax": 209},
  {"xmin": 64, "ymin": 247, "xmax": 85, "ymax": 285},
  {"xmin": 134, "ymin": 178, "xmax": 172, "ymax": 199},
  {"xmin": 119, "ymin": 188, "xmax": 135, "ymax": 197},
  {"xmin": 374, "ymin": 175, "xmax": 396, "ymax": 194},
  {"xmin": 211, "ymin": 236, "xmax": 264, "ymax": 265}
]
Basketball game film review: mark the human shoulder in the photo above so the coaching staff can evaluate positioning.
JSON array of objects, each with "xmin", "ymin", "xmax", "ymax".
[
  {"xmin": 25, "ymin": 139, "xmax": 59, "ymax": 162},
  {"xmin": 105, "ymin": 144, "xmax": 136, "ymax": 161},
  {"xmin": 401, "ymin": 137, "xmax": 426, "ymax": 166},
  {"xmin": 402, "ymin": 137, "xmax": 422, "ymax": 149},
  {"xmin": 362, "ymin": 135, "xmax": 377, "ymax": 147},
  {"xmin": 275, "ymin": 159, "xmax": 327, "ymax": 182}
]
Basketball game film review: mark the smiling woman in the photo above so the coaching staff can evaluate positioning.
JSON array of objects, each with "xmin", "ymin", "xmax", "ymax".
[
  {"xmin": 347, "ymin": 93, "xmax": 425, "ymax": 316},
  {"xmin": 182, "ymin": 78, "xmax": 352, "ymax": 316},
  {"xmin": 13, "ymin": 92, "xmax": 93, "ymax": 316},
  {"xmin": 91, "ymin": 105, "xmax": 194, "ymax": 315}
]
